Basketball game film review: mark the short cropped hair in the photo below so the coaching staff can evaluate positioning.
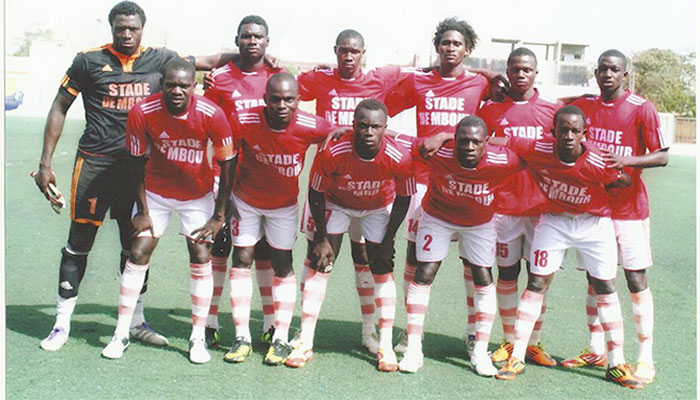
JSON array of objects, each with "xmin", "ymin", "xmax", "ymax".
[
  {"xmin": 554, "ymin": 105, "xmax": 586, "ymax": 127},
  {"xmin": 109, "ymin": 1, "xmax": 146, "ymax": 26},
  {"xmin": 238, "ymin": 15, "xmax": 269, "ymax": 36},
  {"xmin": 456, "ymin": 115, "xmax": 487, "ymax": 135},
  {"xmin": 336, "ymin": 29, "xmax": 365, "ymax": 48},
  {"xmin": 433, "ymin": 17, "xmax": 478, "ymax": 52},
  {"xmin": 355, "ymin": 98, "xmax": 387, "ymax": 117},
  {"xmin": 598, "ymin": 49, "xmax": 628, "ymax": 70},
  {"xmin": 508, "ymin": 47, "xmax": 537, "ymax": 67},
  {"xmin": 162, "ymin": 57, "xmax": 195, "ymax": 79}
]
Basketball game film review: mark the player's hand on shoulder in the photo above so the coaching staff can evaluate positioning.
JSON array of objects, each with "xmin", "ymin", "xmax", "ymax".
[
  {"xmin": 600, "ymin": 148, "xmax": 627, "ymax": 169},
  {"xmin": 203, "ymin": 69, "xmax": 216, "ymax": 90},
  {"xmin": 131, "ymin": 212, "xmax": 154, "ymax": 238},
  {"xmin": 264, "ymin": 53, "xmax": 280, "ymax": 69},
  {"xmin": 420, "ymin": 132, "xmax": 453, "ymax": 159}
]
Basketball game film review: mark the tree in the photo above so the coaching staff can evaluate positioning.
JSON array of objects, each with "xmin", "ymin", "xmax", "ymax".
[
  {"xmin": 11, "ymin": 28, "xmax": 55, "ymax": 57},
  {"xmin": 631, "ymin": 49, "xmax": 695, "ymax": 117}
]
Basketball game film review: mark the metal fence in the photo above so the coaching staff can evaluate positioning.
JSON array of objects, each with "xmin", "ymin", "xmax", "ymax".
[{"xmin": 675, "ymin": 117, "xmax": 696, "ymax": 144}]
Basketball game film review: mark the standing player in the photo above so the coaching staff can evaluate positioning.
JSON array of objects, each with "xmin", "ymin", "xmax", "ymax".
[
  {"xmin": 492, "ymin": 106, "xmax": 643, "ymax": 389},
  {"xmin": 203, "ymin": 14, "xmax": 282, "ymax": 351},
  {"xmin": 296, "ymin": 29, "xmax": 410, "ymax": 353},
  {"xmin": 563, "ymin": 50, "xmax": 668, "ymax": 383},
  {"xmin": 478, "ymin": 47, "xmax": 562, "ymax": 367},
  {"xmin": 384, "ymin": 17, "xmax": 490, "ymax": 354},
  {"xmin": 226, "ymin": 73, "xmax": 334, "ymax": 365},
  {"xmin": 101, "ymin": 58, "xmax": 236, "ymax": 364},
  {"xmin": 396, "ymin": 116, "xmax": 522, "ymax": 375},
  {"xmin": 34, "ymin": 0, "xmax": 239, "ymax": 352},
  {"xmin": 287, "ymin": 99, "xmax": 414, "ymax": 371}
]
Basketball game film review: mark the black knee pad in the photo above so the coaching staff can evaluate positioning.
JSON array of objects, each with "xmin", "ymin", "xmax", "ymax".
[
  {"xmin": 211, "ymin": 223, "xmax": 232, "ymax": 257},
  {"xmin": 58, "ymin": 248, "xmax": 88, "ymax": 298}
]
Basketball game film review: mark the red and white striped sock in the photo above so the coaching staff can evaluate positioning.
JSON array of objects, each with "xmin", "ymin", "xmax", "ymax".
[
  {"xmin": 405, "ymin": 281, "xmax": 431, "ymax": 352},
  {"xmin": 272, "ymin": 274, "xmax": 297, "ymax": 343},
  {"xmin": 115, "ymin": 260, "xmax": 148, "ymax": 338},
  {"xmin": 373, "ymin": 272, "xmax": 397, "ymax": 348},
  {"xmin": 300, "ymin": 257, "xmax": 311, "ymax": 293},
  {"xmin": 463, "ymin": 266, "xmax": 476, "ymax": 337},
  {"xmin": 512, "ymin": 289, "xmax": 544, "ymax": 361},
  {"xmin": 255, "ymin": 259, "xmax": 275, "ymax": 331},
  {"xmin": 229, "ymin": 267, "xmax": 253, "ymax": 341},
  {"xmin": 190, "ymin": 262, "xmax": 213, "ymax": 340},
  {"xmin": 597, "ymin": 292, "xmax": 625, "ymax": 366},
  {"xmin": 299, "ymin": 266, "xmax": 329, "ymax": 346},
  {"xmin": 355, "ymin": 263, "xmax": 376, "ymax": 333},
  {"xmin": 473, "ymin": 283, "xmax": 497, "ymax": 357},
  {"xmin": 403, "ymin": 261, "xmax": 417, "ymax": 304},
  {"xmin": 631, "ymin": 288, "xmax": 654, "ymax": 363},
  {"xmin": 206, "ymin": 255, "xmax": 227, "ymax": 329},
  {"xmin": 586, "ymin": 285, "xmax": 606, "ymax": 354},
  {"xmin": 529, "ymin": 291, "xmax": 548, "ymax": 346},
  {"xmin": 496, "ymin": 278, "xmax": 518, "ymax": 343}
]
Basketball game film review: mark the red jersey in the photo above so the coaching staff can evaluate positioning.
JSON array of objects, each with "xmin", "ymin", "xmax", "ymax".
[
  {"xmin": 309, "ymin": 133, "xmax": 416, "ymax": 210},
  {"xmin": 508, "ymin": 137, "xmax": 621, "ymax": 217},
  {"xmin": 298, "ymin": 66, "xmax": 409, "ymax": 126},
  {"xmin": 126, "ymin": 93, "xmax": 235, "ymax": 201},
  {"xmin": 479, "ymin": 90, "xmax": 563, "ymax": 216},
  {"xmin": 397, "ymin": 134, "xmax": 521, "ymax": 226},
  {"xmin": 573, "ymin": 91, "xmax": 668, "ymax": 220},
  {"xmin": 231, "ymin": 107, "xmax": 333, "ymax": 209},
  {"xmin": 385, "ymin": 69, "xmax": 489, "ymax": 183},
  {"xmin": 204, "ymin": 62, "xmax": 281, "ymax": 116}
]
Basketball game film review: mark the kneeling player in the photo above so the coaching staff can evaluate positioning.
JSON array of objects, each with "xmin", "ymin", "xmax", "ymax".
[
  {"xmin": 288, "ymin": 99, "xmax": 414, "ymax": 371},
  {"xmin": 493, "ymin": 106, "xmax": 642, "ymax": 389},
  {"xmin": 397, "ymin": 116, "xmax": 521, "ymax": 376},
  {"xmin": 101, "ymin": 59, "xmax": 235, "ymax": 364}
]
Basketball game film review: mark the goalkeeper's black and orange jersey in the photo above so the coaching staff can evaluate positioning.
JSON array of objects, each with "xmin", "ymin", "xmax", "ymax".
[{"xmin": 59, "ymin": 44, "xmax": 194, "ymax": 158}]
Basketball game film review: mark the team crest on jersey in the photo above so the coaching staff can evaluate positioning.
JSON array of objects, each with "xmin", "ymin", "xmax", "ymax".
[
  {"xmin": 500, "ymin": 118, "xmax": 509, "ymax": 126},
  {"xmin": 159, "ymin": 131, "xmax": 170, "ymax": 139},
  {"xmin": 232, "ymin": 90, "xmax": 242, "ymax": 98},
  {"xmin": 425, "ymin": 90, "xmax": 435, "ymax": 97},
  {"xmin": 102, "ymin": 64, "xmax": 113, "ymax": 72}
]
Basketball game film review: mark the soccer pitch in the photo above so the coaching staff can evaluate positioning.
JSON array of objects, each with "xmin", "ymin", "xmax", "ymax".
[{"xmin": 5, "ymin": 116, "xmax": 696, "ymax": 399}]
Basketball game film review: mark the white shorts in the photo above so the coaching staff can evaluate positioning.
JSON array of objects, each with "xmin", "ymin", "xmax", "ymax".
[
  {"xmin": 531, "ymin": 213, "xmax": 617, "ymax": 281},
  {"xmin": 322, "ymin": 201, "xmax": 392, "ymax": 243},
  {"xmin": 301, "ymin": 197, "xmax": 365, "ymax": 243},
  {"xmin": 495, "ymin": 214, "xmax": 538, "ymax": 266},
  {"xmin": 614, "ymin": 218, "xmax": 653, "ymax": 270},
  {"xmin": 416, "ymin": 210, "xmax": 496, "ymax": 267},
  {"xmin": 405, "ymin": 183, "xmax": 427, "ymax": 242},
  {"xmin": 230, "ymin": 194, "xmax": 298, "ymax": 250},
  {"xmin": 135, "ymin": 191, "xmax": 215, "ymax": 242}
]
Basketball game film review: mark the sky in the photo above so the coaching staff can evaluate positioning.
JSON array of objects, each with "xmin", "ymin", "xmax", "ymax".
[{"xmin": 5, "ymin": 0, "xmax": 698, "ymax": 68}]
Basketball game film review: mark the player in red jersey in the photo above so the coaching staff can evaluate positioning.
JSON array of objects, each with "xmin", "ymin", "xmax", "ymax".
[
  {"xmin": 101, "ymin": 58, "xmax": 236, "ymax": 364},
  {"xmin": 396, "ymin": 116, "xmax": 521, "ymax": 375},
  {"xmin": 478, "ymin": 47, "xmax": 563, "ymax": 367},
  {"xmin": 562, "ymin": 50, "xmax": 669, "ymax": 383},
  {"xmin": 34, "ymin": 1, "xmax": 246, "ymax": 352},
  {"xmin": 203, "ymin": 15, "xmax": 283, "ymax": 352},
  {"xmin": 285, "ymin": 99, "xmax": 414, "ymax": 371},
  {"xmin": 492, "ymin": 106, "xmax": 643, "ymax": 389},
  {"xmin": 226, "ymin": 73, "xmax": 333, "ymax": 365},
  {"xmin": 297, "ymin": 29, "xmax": 412, "ymax": 353},
  {"xmin": 384, "ymin": 17, "xmax": 490, "ymax": 356}
]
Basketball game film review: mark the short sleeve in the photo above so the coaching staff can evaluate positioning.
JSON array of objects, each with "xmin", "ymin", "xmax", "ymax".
[
  {"xmin": 309, "ymin": 150, "xmax": 331, "ymax": 192},
  {"xmin": 394, "ymin": 153, "xmax": 416, "ymax": 196},
  {"xmin": 384, "ymin": 73, "xmax": 417, "ymax": 117},
  {"xmin": 125, "ymin": 106, "xmax": 148, "ymax": 157},
  {"xmin": 209, "ymin": 107, "xmax": 236, "ymax": 161},
  {"xmin": 59, "ymin": 53, "xmax": 87, "ymax": 100},
  {"xmin": 297, "ymin": 70, "xmax": 318, "ymax": 102},
  {"xmin": 506, "ymin": 136, "xmax": 532, "ymax": 160},
  {"xmin": 638, "ymin": 101, "xmax": 668, "ymax": 151}
]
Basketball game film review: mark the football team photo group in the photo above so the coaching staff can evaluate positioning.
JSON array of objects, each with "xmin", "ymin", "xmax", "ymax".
[{"xmin": 22, "ymin": 0, "xmax": 685, "ymax": 396}]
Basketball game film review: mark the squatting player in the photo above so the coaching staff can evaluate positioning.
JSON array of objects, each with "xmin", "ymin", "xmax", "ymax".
[
  {"xmin": 288, "ymin": 99, "xmax": 414, "ymax": 371},
  {"xmin": 34, "ymin": 0, "xmax": 237, "ymax": 351},
  {"xmin": 101, "ymin": 58, "xmax": 236, "ymax": 364},
  {"xmin": 296, "ymin": 29, "xmax": 410, "ymax": 353},
  {"xmin": 491, "ymin": 106, "xmax": 643, "ymax": 390},
  {"xmin": 563, "ymin": 50, "xmax": 668, "ymax": 384},
  {"xmin": 395, "ymin": 116, "xmax": 521, "ymax": 375},
  {"xmin": 203, "ymin": 14, "xmax": 282, "ymax": 351},
  {"xmin": 384, "ymin": 17, "xmax": 490, "ymax": 354},
  {"xmin": 478, "ymin": 47, "xmax": 563, "ymax": 367},
  {"xmin": 226, "ymin": 73, "xmax": 333, "ymax": 365}
]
